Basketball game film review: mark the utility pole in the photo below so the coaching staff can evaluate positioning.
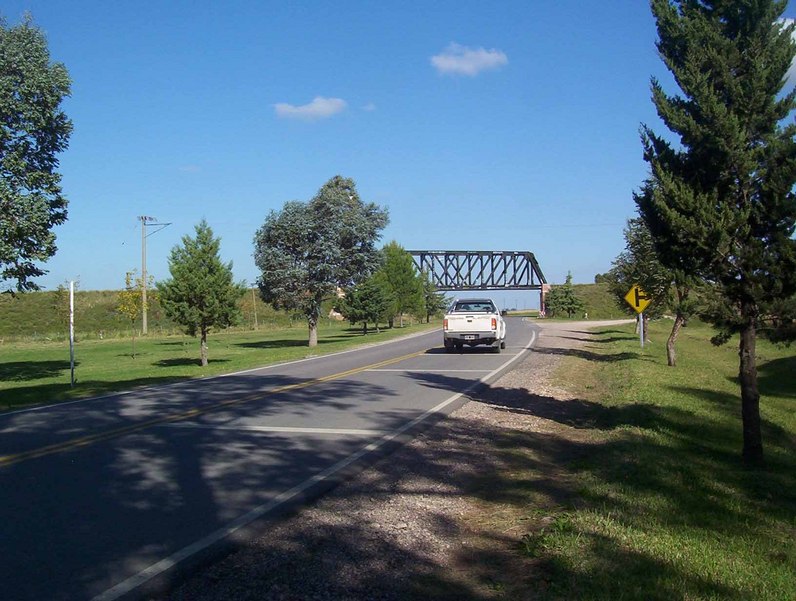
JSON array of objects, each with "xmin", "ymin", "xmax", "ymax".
[
  {"xmin": 252, "ymin": 287, "xmax": 258, "ymax": 329},
  {"xmin": 138, "ymin": 215, "xmax": 171, "ymax": 335}
]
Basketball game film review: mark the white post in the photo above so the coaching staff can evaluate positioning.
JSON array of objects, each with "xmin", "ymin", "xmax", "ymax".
[
  {"xmin": 69, "ymin": 280, "xmax": 75, "ymax": 387},
  {"xmin": 639, "ymin": 311, "xmax": 644, "ymax": 348}
]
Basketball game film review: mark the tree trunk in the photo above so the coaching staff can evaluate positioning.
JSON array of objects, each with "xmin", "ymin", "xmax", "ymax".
[
  {"xmin": 362, "ymin": 321, "xmax": 368, "ymax": 334},
  {"xmin": 666, "ymin": 313, "xmax": 685, "ymax": 367},
  {"xmin": 308, "ymin": 317, "xmax": 318, "ymax": 347},
  {"xmin": 200, "ymin": 329, "xmax": 208, "ymax": 367},
  {"xmin": 739, "ymin": 311, "xmax": 763, "ymax": 464}
]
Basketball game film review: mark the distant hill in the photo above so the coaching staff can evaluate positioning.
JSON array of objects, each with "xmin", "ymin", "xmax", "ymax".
[
  {"xmin": 573, "ymin": 282, "xmax": 629, "ymax": 319},
  {"xmin": 0, "ymin": 288, "xmax": 295, "ymax": 341}
]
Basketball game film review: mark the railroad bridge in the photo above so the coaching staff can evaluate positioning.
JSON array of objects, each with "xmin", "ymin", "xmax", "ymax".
[{"xmin": 408, "ymin": 250, "xmax": 549, "ymax": 310}]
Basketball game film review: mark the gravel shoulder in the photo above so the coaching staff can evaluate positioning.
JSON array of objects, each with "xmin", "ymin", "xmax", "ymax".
[{"xmin": 162, "ymin": 320, "xmax": 630, "ymax": 601}]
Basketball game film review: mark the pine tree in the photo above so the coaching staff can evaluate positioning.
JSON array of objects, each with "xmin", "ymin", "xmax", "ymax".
[
  {"xmin": 337, "ymin": 276, "xmax": 393, "ymax": 334},
  {"xmin": 421, "ymin": 271, "xmax": 449, "ymax": 323},
  {"xmin": 157, "ymin": 220, "xmax": 246, "ymax": 367},
  {"xmin": 545, "ymin": 273, "xmax": 584, "ymax": 318},
  {"xmin": 377, "ymin": 241, "xmax": 423, "ymax": 327},
  {"xmin": 608, "ymin": 215, "xmax": 697, "ymax": 363},
  {"xmin": 639, "ymin": 0, "xmax": 796, "ymax": 462}
]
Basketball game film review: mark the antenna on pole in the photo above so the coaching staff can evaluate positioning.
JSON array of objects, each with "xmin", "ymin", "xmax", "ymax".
[{"xmin": 139, "ymin": 215, "xmax": 172, "ymax": 335}]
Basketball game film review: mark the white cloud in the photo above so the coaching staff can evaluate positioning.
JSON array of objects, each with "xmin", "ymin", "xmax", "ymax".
[
  {"xmin": 274, "ymin": 96, "xmax": 347, "ymax": 121},
  {"xmin": 178, "ymin": 164, "xmax": 201, "ymax": 173},
  {"xmin": 430, "ymin": 43, "xmax": 508, "ymax": 76},
  {"xmin": 362, "ymin": 102, "xmax": 377, "ymax": 112}
]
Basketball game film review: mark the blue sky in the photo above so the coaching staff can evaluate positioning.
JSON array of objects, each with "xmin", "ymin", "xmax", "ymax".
[{"xmin": 6, "ymin": 1, "xmax": 796, "ymax": 307}]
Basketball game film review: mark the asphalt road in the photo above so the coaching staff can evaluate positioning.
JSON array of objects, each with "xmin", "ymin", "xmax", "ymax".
[{"xmin": 0, "ymin": 317, "xmax": 540, "ymax": 601}]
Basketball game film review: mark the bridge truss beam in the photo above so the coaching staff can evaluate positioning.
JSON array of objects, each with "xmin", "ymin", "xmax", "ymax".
[{"xmin": 408, "ymin": 250, "xmax": 546, "ymax": 292}]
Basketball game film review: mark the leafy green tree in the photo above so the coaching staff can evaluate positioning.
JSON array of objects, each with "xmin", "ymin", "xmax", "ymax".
[
  {"xmin": 157, "ymin": 220, "xmax": 246, "ymax": 366},
  {"xmin": 545, "ymin": 272, "xmax": 585, "ymax": 318},
  {"xmin": 52, "ymin": 281, "xmax": 72, "ymax": 336},
  {"xmin": 254, "ymin": 176, "xmax": 389, "ymax": 346},
  {"xmin": 638, "ymin": 1, "xmax": 796, "ymax": 462},
  {"xmin": 337, "ymin": 276, "xmax": 393, "ymax": 334},
  {"xmin": 377, "ymin": 241, "xmax": 423, "ymax": 327},
  {"xmin": 608, "ymin": 215, "xmax": 698, "ymax": 364},
  {"xmin": 0, "ymin": 16, "xmax": 72, "ymax": 292},
  {"xmin": 421, "ymin": 271, "xmax": 448, "ymax": 323},
  {"xmin": 116, "ymin": 270, "xmax": 151, "ymax": 358}
]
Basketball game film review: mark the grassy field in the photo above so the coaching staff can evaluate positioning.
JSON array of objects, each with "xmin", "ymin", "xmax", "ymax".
[
  {"xmin": 500, "ymin": 320, "xmax": 795, "ymax": 600},
  {"xmin": 0, "ymin": 320, "xmax": 439, "ymax": 410},
  {"xmin": 0, "ymin": 288, "xmax": 301, "ymax": 341}
]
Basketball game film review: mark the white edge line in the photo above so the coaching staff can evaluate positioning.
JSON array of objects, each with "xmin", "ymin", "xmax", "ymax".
[
  {"xmin": 1, "ymin": 329, "xmax": 440, "ymax": 418},
  {"xmin": 91, "ymin": 326, "xmax": 538, "ymax": 601}
]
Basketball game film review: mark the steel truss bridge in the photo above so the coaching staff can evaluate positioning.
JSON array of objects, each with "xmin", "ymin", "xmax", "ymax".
[{"xmin": 408, "ymin": 250, "xmax": 547, "ymax": 292}]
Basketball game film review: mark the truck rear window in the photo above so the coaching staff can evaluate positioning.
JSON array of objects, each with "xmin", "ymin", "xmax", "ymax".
[{"xmin": 453, "ymin": 302, "xmax": 495, "ymax": 313}]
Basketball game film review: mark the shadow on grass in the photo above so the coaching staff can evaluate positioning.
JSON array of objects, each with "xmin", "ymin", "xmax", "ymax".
[
  {"xmin": 0, "ymin": 360, "xmax": 76, "ymax": 382},
  {"xmin": 533, "ymin": 347, "xmax": 643, "ymax": 363},
  {"xmin": 758, "ymin": 355, "xmax": 796, "ymax": 399},
  {"xmin": 235, "ymin": 337, "xmax": 351, "ymax": 350},
  {"xmin": 155, "ymin": 358, "xmax": 231, "ymax": 368},
  {"xmin": 159, "ymin": 368, "xmax": 794, "ymax": 601}
]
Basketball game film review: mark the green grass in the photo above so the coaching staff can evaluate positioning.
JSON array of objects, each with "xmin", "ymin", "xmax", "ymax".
[
  {"xmin": 573, "ymin": 282, "xmax": 629, "ymax": 319},
  {"xmin": 0, "ymin": 320, "xmax": 439, "ymax": 410},
  {"xmin": 0, "ymin": 288, "xmax": 301, "ymax": 341},
  {"xmin": 527, "ymin": 320, "xmax": 796, "ymax": 600}
]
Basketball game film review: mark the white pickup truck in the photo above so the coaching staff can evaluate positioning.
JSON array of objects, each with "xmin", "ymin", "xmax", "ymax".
[{"xmin": 443, "ymin": 298, "xmax": 506, "ymax": 353}]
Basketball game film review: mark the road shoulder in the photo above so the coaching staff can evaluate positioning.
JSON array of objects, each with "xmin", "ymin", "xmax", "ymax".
[{"xmin": 163, "ymin": 320, "xmax": 628, "ymax": 600}]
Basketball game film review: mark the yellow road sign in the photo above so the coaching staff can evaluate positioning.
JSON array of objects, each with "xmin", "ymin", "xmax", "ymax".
[{"xmin": 624, "ymin": 284, "xmax": 651, "ymax": 313}]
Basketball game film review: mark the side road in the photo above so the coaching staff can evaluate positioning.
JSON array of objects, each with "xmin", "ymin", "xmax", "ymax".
[{"xmin": 163, "ymin": 320, "xmax": 629, "ymax": 601}]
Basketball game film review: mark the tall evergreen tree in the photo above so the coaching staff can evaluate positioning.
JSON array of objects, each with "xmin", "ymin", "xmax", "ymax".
[
  {"xmin": 254, "ymin": 176, "xmax": 388, "ymax": 346},
  {"xmin": 337, "ymin": 276, "xmax": 393, "ymax": 334},
  {"xmin": 0, "ymin": 16, "xmax": 72, "ymax": 292},
  {"xmin": 638, "ymin": 0, "xmax": 796, "ymax": 462},
  {"xmin": 377, "ymin": 241, "xmax": 423, "ymax": 327},
  {"xmin": 157, "ymin": 220, "xmax": 246, "ymax": 367},
  {"xmin": 544, "ymin": 272, "xmax": 585, "ymax": 318},
  {"xmin": 421, "ymin": 271, "xmax": 449, "ymax": 323},
  {"xmin": 608, "ymin": 215, "xmax": 697, "ymax": 364}
]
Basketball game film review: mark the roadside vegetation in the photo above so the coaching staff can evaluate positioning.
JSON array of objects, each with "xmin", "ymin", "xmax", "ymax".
[
  {"xmin": 0, "ymin": 319, "xmax": 439, "ymax": 410},
  {"xmin": 472, "ymin": 319, "xmax": 795, "ymax": 600}
]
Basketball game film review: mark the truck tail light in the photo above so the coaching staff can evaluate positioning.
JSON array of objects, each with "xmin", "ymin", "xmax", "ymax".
[
  {"xmin": 491, "ymin": 318, "xmax": 497, "ymax": 330},
  {"xmin": 443, "ymin": 318, "xmax": 448, "ymax": 331}
]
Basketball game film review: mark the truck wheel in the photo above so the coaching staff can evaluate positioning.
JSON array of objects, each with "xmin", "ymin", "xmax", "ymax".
[
  {"xmin": 500, "ymin": 340, "xmax": 506, "ymax": 349},
  {"xmin": 444, "ymin": 340, "xmax": 454, "ymax": 353},
  {"xmin": 493, "ymin": 343, "xmax": 501, "ymax": 354}
]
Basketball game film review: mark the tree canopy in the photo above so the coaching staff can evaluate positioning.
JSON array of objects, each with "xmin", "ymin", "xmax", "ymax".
[
  {"xmin": 254, "ymin": 176, "xmax": 389, "ymax": 346},
  {"xmin": 336, "ymin": 275, "xmax": 393, "ymax": 334},
  {"xmin": 544, "ymin": 273, "xmax": 585, "ymax": 318},
  {"xmin": 157, "ymin": 220, "xmax": 246, "ymax": 366},
  {"xmin": 376, "ymin": 241, "xmax": 424, "ymax": 327},
  {"xmin": 0, "ymin": 16, "xmax": 72, "ymax": 292},
  {"xmin": 638, "ymin": 0, "xmax": 796, "ymax": 462}
]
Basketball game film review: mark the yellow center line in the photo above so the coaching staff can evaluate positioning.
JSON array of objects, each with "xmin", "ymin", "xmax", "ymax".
[{"xmin": 0, "ymin": 349, "xmax": 426, "ymax": 469}]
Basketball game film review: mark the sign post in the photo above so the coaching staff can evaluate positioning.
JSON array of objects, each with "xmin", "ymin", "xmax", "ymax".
[
  {"xmin": 69, "ymin": 280, "xmax": 75, "ymax": 387},
  {"xmin": 624, "ymin": 284, "xmax": 651, "ymax": 348}
]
